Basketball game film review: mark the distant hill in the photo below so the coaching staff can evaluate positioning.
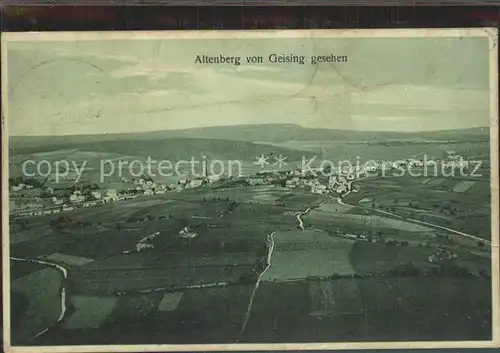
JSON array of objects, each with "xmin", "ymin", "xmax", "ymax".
[
  {"xmin": 10, "ymin": 124, "xmax": 490, "ymax": 150},
  {"xmin": 9, "ymin": 137, "xmax": 316, "ymax": 161}
]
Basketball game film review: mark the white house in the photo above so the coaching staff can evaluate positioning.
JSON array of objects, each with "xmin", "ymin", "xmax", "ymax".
[
  {"xmin": 91, "ymin": 191, "xmax": 102, "ymax": 200},
  {"xmin": 311, "ymin": 184, "xmax": 328, "ymax": 194},
  {"xmin": 179, "ymin": 226, "xmax": 198, "ymax": 239},
  {"xmin": 136, "ymin": 242, "xmax": 154, "ymax": 252},
  {"xmin": 69, "ymin": 192, "xmax": 85, "ymax": 203},
  {"xmin": 336, "ymin": 184, "xmax": 348, "ymax": 194},
  {"xmin": 188, "ymin": 179, "xmax": 204, "ymax": 188},
  {"xmin": 250, "ymin": 178, "xmax": 265, "ymax": 186},
  {"xmin": 106, "ymin": 189, "xmax": 118, "ymax": 198}
]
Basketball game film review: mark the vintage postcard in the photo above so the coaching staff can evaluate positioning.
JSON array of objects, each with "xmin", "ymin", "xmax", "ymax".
[{"xmin": 1, "ymin": 29, "xmax": 499, "ymax": 352}]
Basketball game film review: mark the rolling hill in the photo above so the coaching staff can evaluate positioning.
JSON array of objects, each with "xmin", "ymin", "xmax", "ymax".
[
  {"xmin": 10, "ymin": 124, "xmax": 490, "ymax": 151},
  {"xmin": 9, "ymin": 137, "xmax": 317, "ymax": 161}
]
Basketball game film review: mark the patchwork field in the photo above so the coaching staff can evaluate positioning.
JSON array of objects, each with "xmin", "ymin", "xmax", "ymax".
[
  {"xmin": 343, "ymin": 174, "xmax": 492, "ymax": 241},
  {"xmin": 10, "ymin": 264, "xmax": 64, "ymax": 344},
  {"xmin": 8, "ymin": 138, "xmax": 493, "ymax": 345},
  {"xmin": 61, "ymin": 295, "xmax": 119, "ymax": 329},
  {"xmin": 157, "ymin": 292, "xmax": 184, "ymax": 312},
  {"xmin": 262, "ymin": 230, "xmax": 355, "ymax": 281},
  {"xmin": 240, "ymin": 277, "xmax": 491, "ymax": 343},
  {"xmin": 33, "ymin": 284, "xmax": 255, "ymax": 345}
]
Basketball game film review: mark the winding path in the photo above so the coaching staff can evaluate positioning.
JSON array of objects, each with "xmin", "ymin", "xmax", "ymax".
[
  {"xmin": 295, "ymin": 199, "xmax": 331, "ymax": 231},
  {"xmin": 10, "ymin": 257, "xmax": 69, "ymax": 340},
  {"xmin": 295, "ymin": 208, "xmax": 311, "ymax": 230},
  {"xmin": 237, "ymin": 231, "xmax": 275, "ymax": 342}
]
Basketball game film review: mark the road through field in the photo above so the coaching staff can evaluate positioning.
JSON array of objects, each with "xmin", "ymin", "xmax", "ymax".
[
  {"xmin": 371, "ymin": 208, "xmax": 492, "ymax": 246},
  {"xmin": 340, "ymin": 174, "xmax": 491, "ymax": 246},
  {"xmin": 295, "ymin": 208, "xmax": 311, "ymax": 230},
  {"xmin": 237, "ymin": 231, "xmax": 275, "ymax": 342},
  {"xmin": 10, "ymin": 257, "xmax": 68, "ymax": 340},
  {"xmin": 296, "ymin": 199, "xmax": 331, "ymax": 231}
]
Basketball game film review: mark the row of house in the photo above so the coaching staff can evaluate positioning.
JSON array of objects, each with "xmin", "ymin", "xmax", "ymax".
[
  {"xmin": 178, "ymin": 174, "xmax": 221, "ymax": 189},
  {"xmin": 10, "ymin": 183, "xmax": 34, "ymax": 192}
]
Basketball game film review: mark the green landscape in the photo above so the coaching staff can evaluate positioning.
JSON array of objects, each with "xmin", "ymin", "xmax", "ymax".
[{"xmin": 8, "ymin": 124, "xmax": 493, "ymax": 345}]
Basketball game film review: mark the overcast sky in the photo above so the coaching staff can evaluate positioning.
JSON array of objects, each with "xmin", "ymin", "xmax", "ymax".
[{"xmin": 6, "ymin": 35, "xmax": 491, "ymax": 136}]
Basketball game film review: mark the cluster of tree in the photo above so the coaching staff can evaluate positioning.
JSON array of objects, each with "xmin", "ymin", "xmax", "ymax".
[
  {"xmin": 202, "ymin": 197, "xmax": 241, "ymax": 213},
  {"xmin": 128, "ymin": 175, "xmax": 154, "ymax": 183},
  {"xmin": 68, "ymin": 183, "xmax": 100, "ymax": 192},
  {"xmin": 431, "ymin": 203, "xmax": 460, "ymax": 216},
  {"xmin": 9, "ymin": 177, "xmax": 44, "ymax": 188},
  {"xmin": 277, "ymin": 179, "xmax": 289, "ymax": 187},
  {"xmin": 56, "ymin": 183, "xmax": 101, "ymax": 198},
  {"xmin": 39, "ymin": 188, "xmax": 56, "ymax": 198},
  {"xmin": 385, "ymin": 239, "xmax": 410, "ymax": 246},
  {"xmin": 48, "ymin": 215, "xmax": 72, "ymax": 226},
  {"xmin": 119, "ymin": 189, "xmax": 142, "ymax": 196},
  {"xmin": 202, "ymin": 196, "xmax": 232, "ymax": 202},
  {"xmin": 388, "ymin": 262, "xmax": 473, "ymax": 278},
  {"xmin": 214, "ymin": 179, "xmax": 250, "ymax": 189},
  {"xmin": 126, "ymin": 213, "xmax": 172, "ymax": 223}
]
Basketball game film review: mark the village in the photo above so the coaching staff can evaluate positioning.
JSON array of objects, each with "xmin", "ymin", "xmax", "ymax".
[
  {"xmin": 9, "ymin": 175, "xmax": 201, "ymax": 218},
  {"xmin": 8, "ymin": 151, "xmax": 471, "ymax": 220}
]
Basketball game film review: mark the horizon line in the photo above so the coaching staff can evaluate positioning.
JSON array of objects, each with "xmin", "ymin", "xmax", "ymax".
[{"xmin": 8, "ymin": 123, "xmax": 490, "ymax": 138}]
